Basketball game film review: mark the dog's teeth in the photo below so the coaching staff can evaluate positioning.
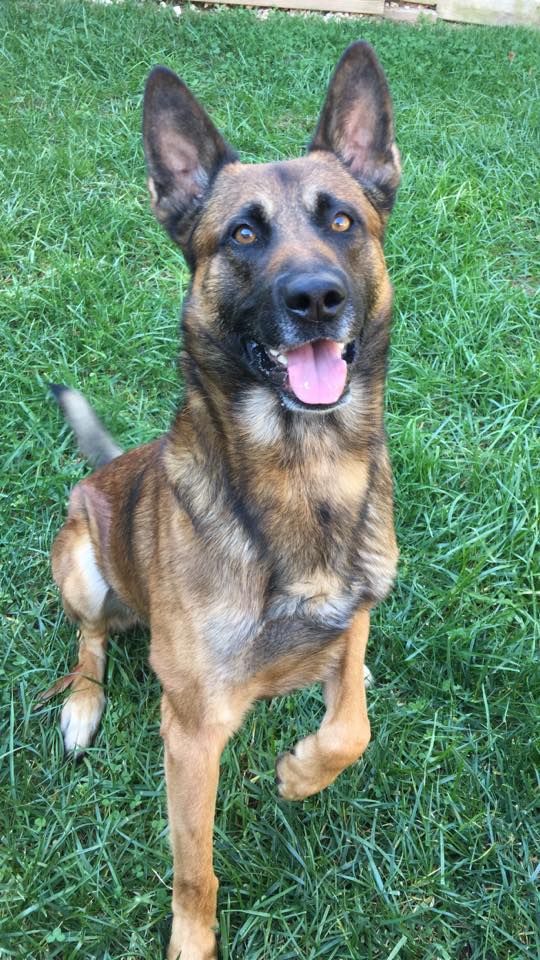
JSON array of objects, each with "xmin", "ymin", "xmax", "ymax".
[
  {"xmin": 277, "ymin": 354, "xmax": 288, "ymax": 366},
  {"xmin": 268, "ymin": 348, "xmax": 279, "ymax": 357}
]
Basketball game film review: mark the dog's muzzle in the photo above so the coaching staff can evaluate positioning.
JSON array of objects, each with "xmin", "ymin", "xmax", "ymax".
[{"xmin": 277, "ymin": 270, "xmax": 349, "ymax": 326}]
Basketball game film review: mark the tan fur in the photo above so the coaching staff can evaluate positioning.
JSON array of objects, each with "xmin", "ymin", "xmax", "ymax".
[
  {"xmin": 45, "ymin": 44, "xmax": 401, "ymax": 958},
  {"xmin": 275, "ymin": 608, "xmax": 371, "ymax": 799}
]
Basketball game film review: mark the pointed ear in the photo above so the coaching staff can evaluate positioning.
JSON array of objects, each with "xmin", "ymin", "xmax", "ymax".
[
  {"xmin": 143, "ymin": 66, "xmax": 237, "ymax": 250},
  {"xmin": 309, "ymin": 42, "xmax": 400, "ymax": 217}
]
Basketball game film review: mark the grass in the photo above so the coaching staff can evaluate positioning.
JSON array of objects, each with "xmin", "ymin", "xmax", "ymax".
[{"xmin": 1, "ymin": 1, "xmax": 539, "ymax": 957}]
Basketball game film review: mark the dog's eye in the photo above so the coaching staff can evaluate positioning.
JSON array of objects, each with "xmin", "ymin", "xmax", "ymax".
[
  {"xmin": 331, "ymin": 213, "xmax": 352, "ymax": 233},
  {"xmin": 233, "ymin": 224, "xmax": 257, "ymax": 245}
]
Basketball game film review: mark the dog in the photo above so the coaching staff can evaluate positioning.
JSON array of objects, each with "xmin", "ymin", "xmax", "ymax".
[{"xmin": 42, "ymin": 41, "xmax": 401, "ymax": 960}]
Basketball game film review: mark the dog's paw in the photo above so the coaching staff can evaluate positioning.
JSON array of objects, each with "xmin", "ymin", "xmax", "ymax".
[
  {"xmin": 276, "ymin": 720, "xmax": 371, "ymax": 801},
  {"xmin": 167, "ymin": 944, "xmax": 217, "ymax": 960},
  {"xmin": 60, "ymin": 686, "xmax": 105, "ymax": 755},
  {"xmin": 167, "ymin": 930, "xmax": 217, "ymax": 960},
  {"xmin": 275, "ymin": 736, "xmax": 328, "ymax": 801}
]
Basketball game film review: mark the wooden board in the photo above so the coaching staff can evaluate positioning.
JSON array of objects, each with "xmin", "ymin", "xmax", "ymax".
[
  {"xmin": 384, "ymin": 3, "xmax": 437, "ymax": 19},
  {"xmin": 438, "ymin": 0, "xmax": 539, "ymax": 25},
  {"xmin": 191, "ymin": 0, "xmax": 384, "ymax": 13},
  {"xmin": 191, "ymin": 0, "xmax": 538, "ymax": 26}
]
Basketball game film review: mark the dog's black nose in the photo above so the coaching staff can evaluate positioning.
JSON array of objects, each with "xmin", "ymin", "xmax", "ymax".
[{"xmin": 280, "ymin": 272, "xmax": 348, "ymax": 324}]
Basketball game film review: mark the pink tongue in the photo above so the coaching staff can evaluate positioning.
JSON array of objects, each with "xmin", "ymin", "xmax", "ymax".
[{"xmin": 286, "ymin": 340, "xmax": 347, "ymax": 405}]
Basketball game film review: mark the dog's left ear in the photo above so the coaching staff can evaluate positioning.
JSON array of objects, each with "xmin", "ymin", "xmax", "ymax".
[
  {"xmin": 143, "ymin": 66, "xmax": 237, "ymax": 250},
  {"xmin": 309, "ymin": 42, "xmax": 400, "ymax": 218}
]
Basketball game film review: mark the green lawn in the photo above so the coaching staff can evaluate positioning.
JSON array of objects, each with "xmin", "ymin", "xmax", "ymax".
[{"xmin": 1, "ymin": 1, "xmax": 539, "ymax": 958}]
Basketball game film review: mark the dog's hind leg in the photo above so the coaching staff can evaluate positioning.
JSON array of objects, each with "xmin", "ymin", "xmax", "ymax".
[
  {"xmin": 276, "ymin": 608, "xmax": 371, "ymax": 801},
  {"xmin": 58, "ymin": 625, "xmax": 107, "ymax": 755},
  {"xmin": 44, "ymin": 516, "xmax": 110, "ymax": 755}
]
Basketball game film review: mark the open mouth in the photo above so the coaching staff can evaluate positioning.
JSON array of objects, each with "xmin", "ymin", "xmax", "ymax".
[{"xmin": 243, "ymin": 338, "xmax": 357, "ymax": 410}]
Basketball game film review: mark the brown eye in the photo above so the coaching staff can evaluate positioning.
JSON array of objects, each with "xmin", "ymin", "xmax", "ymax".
[
  {"xmin": 233, "ymin": 224, "xmax": 257, "ymax": 245},
  {"xmin": 331, "ymin": 212, "xmax": 352, "ymax": 233}
]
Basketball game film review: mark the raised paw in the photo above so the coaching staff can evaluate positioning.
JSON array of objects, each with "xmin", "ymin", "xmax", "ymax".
[
  {"xmin": 275, "ymin": 734, "xmax": 334, "ymax": 801},
  {"xmin": 60, "ymin": 683, "xmax": 105, "ymax": 755},
  {"xmin": 276, "ymin": 723, "xmax": 370, "ymax": 801}
]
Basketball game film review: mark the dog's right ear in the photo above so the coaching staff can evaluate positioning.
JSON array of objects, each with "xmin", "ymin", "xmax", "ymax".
[{"xmin": 143, "ymin": 66, "xmax": 237, "ymax": 251}]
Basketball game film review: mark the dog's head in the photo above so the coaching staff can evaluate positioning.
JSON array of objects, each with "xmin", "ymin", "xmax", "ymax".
[{"xmin": 143, "ymin": 42, "xmax": 400, "ymax": 414}]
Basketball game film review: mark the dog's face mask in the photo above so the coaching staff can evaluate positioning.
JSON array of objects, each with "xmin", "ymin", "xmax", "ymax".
[{"xmin": 143, "ymin": 42, "xmax": 400, "ymax": 413}]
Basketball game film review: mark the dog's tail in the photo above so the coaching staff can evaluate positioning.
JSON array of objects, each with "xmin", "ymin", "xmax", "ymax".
[{"xmin": 50, "ymin": 384, "xmax": 123, "ymax": 468}]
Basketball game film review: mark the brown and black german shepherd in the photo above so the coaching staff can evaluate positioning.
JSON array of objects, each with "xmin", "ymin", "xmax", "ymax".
[{"xmin": 43, "ymin": 41, "xmax": 401, "ymax": 960}]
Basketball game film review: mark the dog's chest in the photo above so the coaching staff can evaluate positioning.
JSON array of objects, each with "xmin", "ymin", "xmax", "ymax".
[
  {"xmin": 186, "ymin": 507, "xmax": 371, "ymax": 678},
  {"xmin": 196, "ymin": 564, "xmax": 360, "ymax": 678},
  {"xmin": 169, "ymin": 441, "xmax": 396, "ymax": 677}
]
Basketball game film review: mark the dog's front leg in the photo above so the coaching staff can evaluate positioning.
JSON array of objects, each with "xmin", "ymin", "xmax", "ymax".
[
  {"xmin": 161, "ymin": 689, "xmax": 248, "ymax": 960},
  {"xmin": 276, "ymin": 608, "xmax": 371, "ymax": 801}
]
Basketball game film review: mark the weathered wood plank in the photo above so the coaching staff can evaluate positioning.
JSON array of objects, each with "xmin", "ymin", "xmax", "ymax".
[
  {"xmin": 438, "ymin": 0, "xmax": 539, "ymax": 26},
  {"xmin": 191, "ymin": 0, "xmax": 384, "ymax": 13},
  {"xmin": 384, "ymin": 3, "xmax": 437, "ymax": 20},
  {"xmin": 190, "ymin": 0, "xmax": 537, "ymax": 25}
]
